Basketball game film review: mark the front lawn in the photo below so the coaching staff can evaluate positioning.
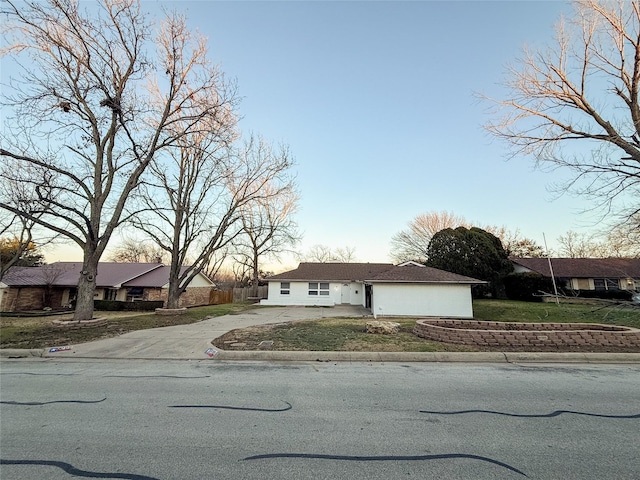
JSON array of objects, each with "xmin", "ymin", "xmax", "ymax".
[
  {"xmin": 0, "ymin": 303, "xmax": 256, "ymax": 349},
  {"xmin": 213, "ymin": 298, "xmax": 640, "ymax": 353},
  {"xmin": 472, "ymin": 298, "xmax": 640, "ymax": 329}
]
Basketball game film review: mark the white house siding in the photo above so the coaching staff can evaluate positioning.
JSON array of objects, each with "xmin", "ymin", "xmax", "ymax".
[
  {"xmin": 370, "ymin": 283, "xmax": 474, "ymax": 318},
  {"xmin": 261, "ymin": 281, "xmax": 365, "ymax": 307}
]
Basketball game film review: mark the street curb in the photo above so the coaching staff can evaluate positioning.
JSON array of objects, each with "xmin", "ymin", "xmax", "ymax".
[{"xmin": 1, "ymin": 348, "xmax": 640, "ymax": 363}]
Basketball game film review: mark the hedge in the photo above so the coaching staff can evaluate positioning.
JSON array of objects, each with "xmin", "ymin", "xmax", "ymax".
[
  {"xmin": 564, "ymin": 289, "xmax": 634, "ymax": 301},
  {"xmin": 93, "ymin": 300, "xmax": 165, "ymax": 311},
  {"xmin": 504, "ymin": 272, "xmax": 556, "ymax": 302}
]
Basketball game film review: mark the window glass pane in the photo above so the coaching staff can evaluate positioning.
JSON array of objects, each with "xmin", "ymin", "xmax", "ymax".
[
  {"xmin": 319, "ymin": 283, "xmax": 329, "ymax": 290},
  {"xmin": 319, "ymin": 291, "xmax": 329, "ymax": 295},
  {"xmin": 309, "ymin": 282, "xmax": 318, "ymax": 289},
  {"xmin": 281, "ymin": 282, "xmax": 290, "ymax": 289},
  {"xmin": 309, "ymin": 291, "xmax": 318, "ymax": 295},
  {"xmin": 606, "ymin": 278, "xmax": 618, "ymax": 289}
]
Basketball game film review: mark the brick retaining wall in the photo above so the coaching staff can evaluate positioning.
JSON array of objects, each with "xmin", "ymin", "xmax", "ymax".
[{"xmin": 413, "ymin": 319, "xmax": 640, "ymax": 348}]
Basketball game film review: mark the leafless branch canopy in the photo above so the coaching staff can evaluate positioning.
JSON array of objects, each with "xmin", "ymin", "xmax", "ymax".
[
  {"xmin": 0, "ymin": 0, "xmax": 238, "ymax": 319},
  {"xmin": 484, "ymin": 0, "xmax": 640, "ymax": 229}
]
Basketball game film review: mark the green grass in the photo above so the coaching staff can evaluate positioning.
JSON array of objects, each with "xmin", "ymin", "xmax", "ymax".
[
  {"xmin": 0, "ymin": 303, "xmax": 255, "ymax": 349},
  {"xmin": 2, "ymin": 299, "xmax": 639, "ymax": 351},
  {"xmin": 473, "ymin": 299, "xmax": 640, "ymax": 328}
]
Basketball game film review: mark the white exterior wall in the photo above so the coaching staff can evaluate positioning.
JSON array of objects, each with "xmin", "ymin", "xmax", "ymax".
[
  {"xmin": 261, "ymin": 281, "xmax": 365, "ymax": 306},
  {"xmin": 371, "ymin": 283, "xmax": 474, "ymax": 318}
]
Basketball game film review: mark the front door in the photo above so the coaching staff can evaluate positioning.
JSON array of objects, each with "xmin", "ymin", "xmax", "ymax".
[{"xmin": 341, "ymin": 283, "xmax": 351, "ymax": 304}]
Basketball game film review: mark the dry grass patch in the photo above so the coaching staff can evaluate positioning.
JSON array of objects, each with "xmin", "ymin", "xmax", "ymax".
[{"xmin": 213, "ymin": 318, "xmax": 476, "ymax": 352}]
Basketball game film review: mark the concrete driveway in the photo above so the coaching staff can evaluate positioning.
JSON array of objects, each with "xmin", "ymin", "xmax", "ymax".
[{"xmin": 38, "ymin": 305, "xmax": 371, "ymax": 360}]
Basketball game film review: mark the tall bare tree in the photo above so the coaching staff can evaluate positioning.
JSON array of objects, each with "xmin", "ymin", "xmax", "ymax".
[
  {"xmin": 0, "ymin": 0, "xmax": 236, "ymax": 320},
  {"xmin": 390, "ymin": 211, "xmax": 468, "ymax": 263},
  {"xmin": 107, "ymin": 238, "xmax": 167, "ymax": 263},
  {"xmin": 234, "ymin": 181, "xmax": 300, "ymax": 297},
  {"xmin": 485, "ymin": 0, "xmax": 640, "ymax": 232},
  {"xmin": 298, "ymin": 244, "xmax": 358, "ymax": 263},
  {"xmin": 129, "ymin": 134, "xmax": 295, "ymax": 309},
  {"xmin": 390, "ymin": 211, "xmax": 543, "ymax": 262},
  {"xmin": 557, "ymin": 226, "xmax": 640, "ymax": 257}
]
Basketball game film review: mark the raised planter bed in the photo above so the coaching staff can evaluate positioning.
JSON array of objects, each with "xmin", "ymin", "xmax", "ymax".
[
  {"xmin": 52, "ymin": 317, "xmax": 107, "ymax": 329},
  {"xmin": 414, "ymin": 318, "xmax": 640, "ymax": 348},
  {"xmin": 155, "ymin": 307, "xmax": 187, "ymax": 316}
]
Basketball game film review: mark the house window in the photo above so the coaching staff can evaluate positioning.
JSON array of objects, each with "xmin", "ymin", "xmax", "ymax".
[
  {"xmin": 605, "ymin": 278, "xmax": 619, "ymax": 289},
  {"xmin": 309, "ymin": 282, "xmax": 330, "ymax": 296},
  {"xmin": 105, "ymin": 288, "xmax": 118, "ymax": 301},
  {"xmin": 126, "ymin": 287, "xmax": 144, "ymax": 302},
  {"xmin": 595, "ymin": 278, "xmax": 620, "ymax": 290},
  {"xmin": 280, "ymin": 282, "xmax": 290, "ymax": 295}
]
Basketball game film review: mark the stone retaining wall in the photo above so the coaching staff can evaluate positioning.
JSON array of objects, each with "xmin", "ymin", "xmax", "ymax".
[{"xmin": 413, "ymin": 319, "xmax": 640, "ymax": 348}]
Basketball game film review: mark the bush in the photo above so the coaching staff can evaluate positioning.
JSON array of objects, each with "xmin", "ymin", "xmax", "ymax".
[
  {"xmin": 565, "ymin": 289, "xmax": 634, "ymax": 301},
  {"xmin": 93, "ymin": 300, "xmax": 164, "ymax": 311},
  {"xmin": 504, "ymin": 272, "xmax": 556, "ymax": 302}
]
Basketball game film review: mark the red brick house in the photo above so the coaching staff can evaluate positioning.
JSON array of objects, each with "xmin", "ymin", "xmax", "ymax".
[
  {"xmin": 0, "ymin": 262, "xmax": 214, "ymax": 312},
  {"xmin": 511, "ymin": 257, "xmax": 640, "ymax": 292}
]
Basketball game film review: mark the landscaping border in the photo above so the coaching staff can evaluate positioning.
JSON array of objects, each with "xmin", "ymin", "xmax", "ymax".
[{"xmin": 413, "ymin": 319, "xmax": 640, "ymax": 348}]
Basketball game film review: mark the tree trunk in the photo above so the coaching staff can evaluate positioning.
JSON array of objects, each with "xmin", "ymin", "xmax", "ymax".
[
  {"xmin": 251, "ymin": 251, "xmax": 259, "ymax": 298},
  {"xmin": 73, "ymin": 259, "xmax": 98, "ymax": 321},
  {"xmin": 166, "ymin": 280, "xmax": 182, "ymax": 309}
]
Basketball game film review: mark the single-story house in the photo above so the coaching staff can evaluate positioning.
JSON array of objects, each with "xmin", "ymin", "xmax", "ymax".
[
  {"xmin": 260, "ymin": 261, "xmax": 485, "ymax": 318},
  {"xmin": 0, "ymin": 262, "xmax": 214, "ymax": 312},
  {"xmin": 511, "ymin": 257, "xmax": 640, "ymax": 292}
]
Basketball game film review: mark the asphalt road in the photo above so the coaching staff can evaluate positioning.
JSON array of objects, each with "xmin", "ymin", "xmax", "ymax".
[{"xmin": 1, "ymin": 359, "xmax": 639, "ymax": 479}]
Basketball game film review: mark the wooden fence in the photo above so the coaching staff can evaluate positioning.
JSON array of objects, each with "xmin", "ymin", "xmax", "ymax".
[{"xmin": 209, "ymin": 286, "xmax": 268, "ymax": 305}]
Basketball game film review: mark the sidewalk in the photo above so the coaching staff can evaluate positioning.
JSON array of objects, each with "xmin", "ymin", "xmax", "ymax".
[{"xmin": 2, "ymin": 306, "xmax": 639, "ymax": 363}]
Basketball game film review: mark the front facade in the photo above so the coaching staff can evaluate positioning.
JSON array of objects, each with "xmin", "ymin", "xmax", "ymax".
[
  {"xmin": 262, "ymin": 262, "xmax": 484, "ymax": 318},
  {"xmin": 0, "ymin": 262, "xmax": 215, "ymax": 312},
  {"xmin": 511, "ymin": 257, "xmax": 640, "ymax": 292}
]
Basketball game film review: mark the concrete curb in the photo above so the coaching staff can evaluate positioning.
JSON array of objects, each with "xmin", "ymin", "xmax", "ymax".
[{"xmin": 1, "ymin": 348, "xmax": 640, "ymax": 363}]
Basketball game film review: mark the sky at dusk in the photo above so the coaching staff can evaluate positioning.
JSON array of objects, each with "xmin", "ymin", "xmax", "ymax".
[{"xmin": 11, "ymin": 0, "xmax": 611, "ymax": 270}]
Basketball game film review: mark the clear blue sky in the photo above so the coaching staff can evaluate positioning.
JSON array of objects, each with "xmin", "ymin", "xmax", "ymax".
[
  {"xmin": 39, "ymin": 0, "xmax": 602, "ymax": 268},
  {"xmin": 175, "ymin": 0, "xmax": 582, "ymax": 267}
]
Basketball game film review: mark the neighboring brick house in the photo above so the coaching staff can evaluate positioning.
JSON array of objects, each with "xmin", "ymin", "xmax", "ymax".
[
  {"xmin": 511, "ymin": 257, "xmax": 640, "ymax": 292},
  {"xmin": 0, "ymin": 262, "xmax": 214, "ymax": 312}
]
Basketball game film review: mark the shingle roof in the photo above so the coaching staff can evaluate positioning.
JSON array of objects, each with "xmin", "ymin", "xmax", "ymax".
[
  {"xmin": 511, "ymin": 257, "xmax": 640, "ymax": 278},
  {"xmin": 123, "ymin": 266, "xmax": 213, "ymax": 288},
  {"xmin": 2, "ymin": 262, "xmax": 165, "ymax": 287},
  {"xmin": 268, "ymin": 262, "xmax": 484, "ymax": 284},
  {"xmin": 368, "ymin": 265, "xmax": 485, "ymax": 284},
  {"xmin": 268, "ymin": 263, "xmax": 395, "ymax": 282}
]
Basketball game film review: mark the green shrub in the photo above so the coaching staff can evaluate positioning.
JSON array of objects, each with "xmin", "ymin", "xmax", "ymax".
[
  {"xmin": 565, "ymin": 289, "xmax": 633, "ymax": 301},
  {"xmin": 504, "ymin": 272, "xmax": 555, "ymax": 302},
  {"xmin": 93, "ymin": 300, "xmax": 164, "ymax": 311}
]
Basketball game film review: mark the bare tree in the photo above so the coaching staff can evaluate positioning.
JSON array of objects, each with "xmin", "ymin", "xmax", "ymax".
[
  {"xmin": 606, "ymin": 220, "xmax": 640, "ymax": 257},
  {"xmin": 0, "ymin": 160, "xmax": 56, "ymax": 279},
  {"xmin": 483, "ymin": 226, "xmax": 546, "ymax": 258},
  {"xmin": 234, "ymin": 181, "xmax": 300, "ymax": 297},
  {"xmin": 107, "ymin": 238, "xmax": 167, "ymax": 263},
  {"xmin": 298, "ymin": 244, "xmax": 358, "ymax": 263},
  {"xmin": 0, "ymin": 0, "xmax": 236, "ymax": 320},
  {"xmin": 391, "ymin": 211, "xmax": 545, "ymax": 262},
  {"xmin": 41, "ymin": 263, "xmax": 68, "ymax": 308},
  {"xmin": 128, "ymin": 134, "xmax": 295, "ymax": 309},
  {"xmin": 390, "ymin": 211, "xmax": 468, "ymax": 263},
  {"xmin": 557, "ymin": 227, "xmax": 640, "ymax": 257},
  {"xmin": 0, "ymin": 215, "xmax": 38, "ymax": 281},
  {"xmin": 333, "ymin": 246, "xmax": 358, "ymax": 263},
  {"xmin": 485, "ymin": 0, "xmax": 640, "ymax": 232}
]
